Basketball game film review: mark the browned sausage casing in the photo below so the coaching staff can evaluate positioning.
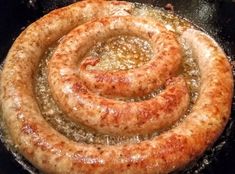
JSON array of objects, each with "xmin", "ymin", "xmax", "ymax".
[{"xmin": 0, "ymin": 1, "xmax": 233, "ymax": 174}]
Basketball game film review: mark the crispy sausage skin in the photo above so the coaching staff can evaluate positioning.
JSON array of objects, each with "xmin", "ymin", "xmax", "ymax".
[
  {"xmin": 48, "ymin": 16, "xmax": 187, "ymax": 135},
  {"xmin": 75, "ymin": 17, "xmax": 182, "ymax": 97},
  {"xmin": 0, "ymin": 1, "xmax": 233, "ymax": 174}
]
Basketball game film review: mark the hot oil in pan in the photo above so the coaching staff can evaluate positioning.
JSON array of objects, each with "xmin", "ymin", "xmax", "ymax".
[{"xmin": 0, "ymin": 2, "xmax": 231, "ymax": 174}]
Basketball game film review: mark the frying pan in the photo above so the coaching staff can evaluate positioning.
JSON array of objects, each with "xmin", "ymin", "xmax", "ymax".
[{"xmin": 0, "ymin": 0, "xmax": 234, "ymax": 173}]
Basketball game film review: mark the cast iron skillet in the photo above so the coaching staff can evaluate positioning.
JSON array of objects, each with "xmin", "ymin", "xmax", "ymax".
[{"xmin": 0, "ymin": 0, "xmax": 234, "ymax": 173}]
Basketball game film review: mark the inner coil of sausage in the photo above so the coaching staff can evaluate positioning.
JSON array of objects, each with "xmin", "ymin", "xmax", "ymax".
[{"xmin": 48, "ymin": 16, "xmax": 189, "ymax": 135}]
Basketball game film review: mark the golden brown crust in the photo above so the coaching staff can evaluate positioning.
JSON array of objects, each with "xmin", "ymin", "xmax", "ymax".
[{"xmin": 0, "ymin": 1, "xmax": 233, "ymax": 174}]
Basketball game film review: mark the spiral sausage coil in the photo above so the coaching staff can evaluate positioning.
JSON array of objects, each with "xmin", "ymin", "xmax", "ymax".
[
  {"xmin": 1, "ymin": 1, "xmax": 233, "ymax": 174},
  {"xmin": 48, "ymin": 16, "xmax": 189, "ymax": 135}
]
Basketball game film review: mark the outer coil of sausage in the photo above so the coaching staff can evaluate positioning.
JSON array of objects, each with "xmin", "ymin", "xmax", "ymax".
[
  {"xmin": 48, "ymin": 16, "xmax": 188, "ymax": 135},
  {"xmin": 1, "ymin": 1, "xmax": 233, "ymax": 174},
  {"xmin": 75, "ymin": 17, "xmax": 182, "ymax": 97}
]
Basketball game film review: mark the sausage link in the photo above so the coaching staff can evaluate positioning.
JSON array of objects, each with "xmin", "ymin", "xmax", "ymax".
[{"xmin": 1, "ymin": 1, "xmax": 233, "ymax": 174}]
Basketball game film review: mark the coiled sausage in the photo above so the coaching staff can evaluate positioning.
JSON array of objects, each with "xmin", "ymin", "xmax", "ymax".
[{"xmin": 0, "ymin": 1, "xmax": 233, "ymax": 174}]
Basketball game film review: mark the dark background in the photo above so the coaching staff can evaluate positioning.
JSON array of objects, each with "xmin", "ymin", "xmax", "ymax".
[{"xmin": 0, "ymin": 0, "xmax": 234, "ymax": 173}]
